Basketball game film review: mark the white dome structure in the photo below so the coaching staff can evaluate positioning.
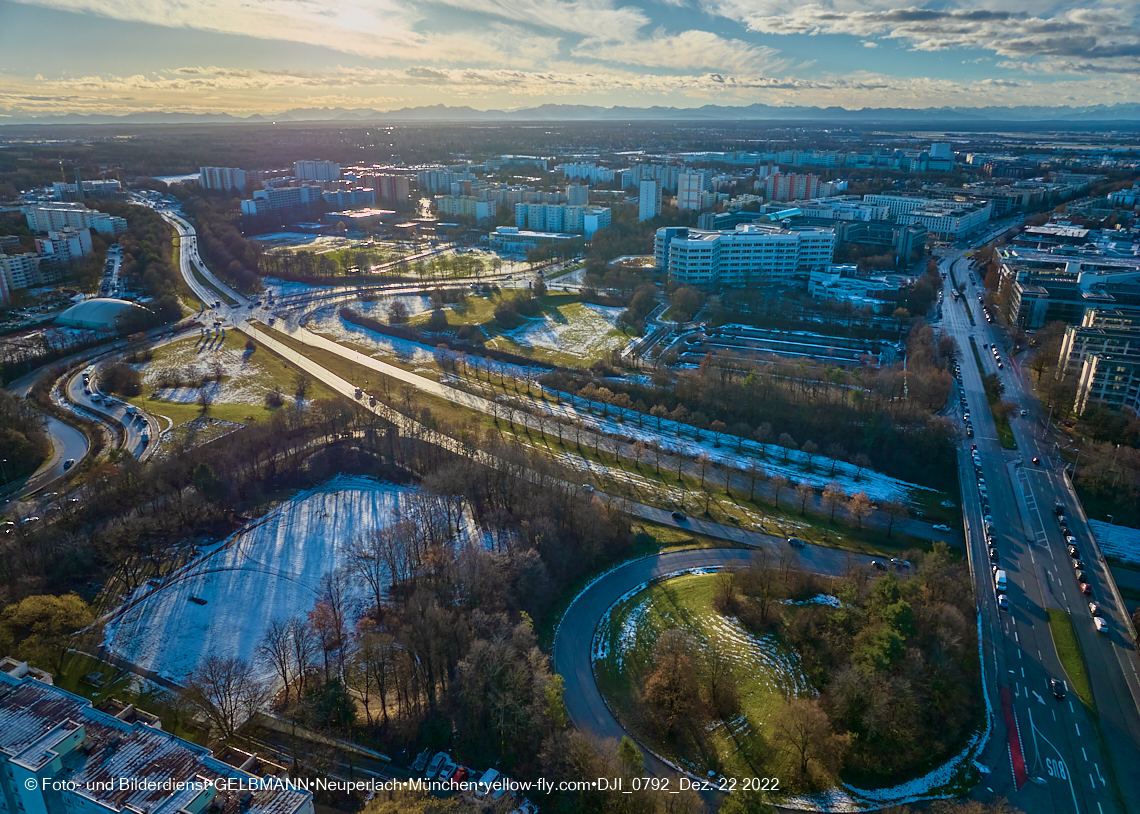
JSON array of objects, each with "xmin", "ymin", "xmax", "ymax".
[{"xmin": 56, "ymin": 298, "xmax": 151, "ymax": 331}]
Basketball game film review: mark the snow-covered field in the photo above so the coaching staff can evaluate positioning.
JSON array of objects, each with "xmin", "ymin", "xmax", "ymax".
[
  {"xmin": 497, "ymin": 302, "xmax": 627, "ymax": 359},
  {"xmin": 135, "ymin": 336, "xmax": 275, "ymax": 405},
  {"xmin": 103, "ymin": 477, "xmax": 409, "ymax": 684},
  {"xmin": 304, "ymin": 300, "xmax": 436, "ymax": 363},
  {"xmin": 1090, "ymin": 519, "xmax": 1140, "ymax": 565}
]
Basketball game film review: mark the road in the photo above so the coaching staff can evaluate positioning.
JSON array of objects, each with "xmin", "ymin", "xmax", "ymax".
[
  {"xmin": 552, "ymin": 545, "xmax": 874, "ymax": 782},
  {"xmin": 937, "ymin": 245, "xmax": 1140, "ymax": 812}
]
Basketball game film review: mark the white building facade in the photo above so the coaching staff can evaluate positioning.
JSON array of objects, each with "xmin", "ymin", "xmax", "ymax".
[{"xmin": 656, "ymin": 223, "xmax": 836, "ymax": 288}]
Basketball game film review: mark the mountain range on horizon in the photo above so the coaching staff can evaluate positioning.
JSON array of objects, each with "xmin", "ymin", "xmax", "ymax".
[{"xmin": 4, "ymin": 102, "xmax": 1140, "ymax": 127}]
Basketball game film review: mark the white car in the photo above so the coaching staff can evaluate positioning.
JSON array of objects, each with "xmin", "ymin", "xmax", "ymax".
[
  {"xmin": 1094, "ymin": 617, "xmax": 1108, "ymax": 634},
  {"xmin": 933, "ymin": 524, "xmax": 951, "ymax": 531}
]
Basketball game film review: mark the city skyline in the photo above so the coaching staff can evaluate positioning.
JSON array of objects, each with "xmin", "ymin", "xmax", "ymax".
[{"xmin": 2, "ymin": 0, "xmax": 1139, "ymax": 119}]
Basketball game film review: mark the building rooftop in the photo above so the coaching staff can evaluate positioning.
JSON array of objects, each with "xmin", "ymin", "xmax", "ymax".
[{"xmin": 0, "ymin": 675, "xmax": 311, "ymax": 814}]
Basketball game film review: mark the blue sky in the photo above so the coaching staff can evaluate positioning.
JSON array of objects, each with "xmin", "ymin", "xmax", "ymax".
[{"xmin": 1, "ymin": 0, "xmax": 1137, "ymax": 116}]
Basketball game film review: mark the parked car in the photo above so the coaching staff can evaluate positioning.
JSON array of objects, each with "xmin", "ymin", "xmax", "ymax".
[
  {"xmin": 474, "ymin": 769, "xmax": 500, "ymax": 799},
  {"xmin": 425, "ymin": 752, "xmax": 448, "ymax": 779},
  {"xmin": 412, "ymin": 749, "xmax": 430, "ymax": 773},
  {"xmin": 437, "ymin": 757, "xmax": 458, "ymax": 782},
  {"xmin": 871, "ymin": 560, "xmax": 887, "ymax": 571},
  {"xmin": 997, "ymin": 594, "xmax": 1009, "ymax": 611},
  {"xmin": 933, "ymin": 524, "xmax": 951, "ymax": 531}
]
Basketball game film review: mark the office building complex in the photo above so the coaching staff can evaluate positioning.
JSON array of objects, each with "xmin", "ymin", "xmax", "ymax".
[
  {"xmin": 489, "ymin": 226, "xmax": 580, "ymax": 254},
  {"xmin": 320, "ymin": 188, "xmax": 376, "ymax": 210},
  {"xmin": 199, "ymin": 167, "xmax": 248, "ymax": 191},
  {"xmin": 293, "ymin": 160, "xmax": 341, "ymax": 182},
  {"xmin": 22, "ymin": 205, "xmax": 126, "ymax": 235},
  {"xmin": 998, "ymin": 244, "xmax": 1140, "ymax": 329},
  {"xmin": 638, "ymin": 180, "xmax": 662, "ymax": 222},
  {"xmin": 655, "ymin": 223, "xmax": 836, "ymax": 288},
  {"xmin": 0, "ymin": 659, "xmax": 313, "ymax": 814}
]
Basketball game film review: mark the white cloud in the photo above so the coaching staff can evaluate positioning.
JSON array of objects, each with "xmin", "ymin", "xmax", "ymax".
[
  {"xmin": 420, "ymin": 0, "xmax": 650, "ymax": 40},
  {"xmin": 573, "ymin": 30, "xmax": 791, "ymax": 72},
  {"xmin": 704, "ymin": 1, "xmax": 1140, "ymax": 75},
  {"xmin": 862, "ymin": 40, "xmax": 879, "ymax": 47}
]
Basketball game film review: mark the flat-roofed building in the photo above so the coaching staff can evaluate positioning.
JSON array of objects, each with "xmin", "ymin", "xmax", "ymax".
[
  {"xmin": 655, "ymin": 223, "xmax": 836, "ymax": 289},
  {"xmin": 0, "ymin": 667, "xmax": 314, "ymax": 814}
]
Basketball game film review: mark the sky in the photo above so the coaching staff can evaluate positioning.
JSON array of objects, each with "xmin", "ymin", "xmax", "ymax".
[{"xmin": 1, "ymin": 0, "xmax": 1138, "ymax": 116}]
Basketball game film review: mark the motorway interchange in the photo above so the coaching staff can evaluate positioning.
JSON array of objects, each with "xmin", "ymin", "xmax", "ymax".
[{"xmin": 7, "ymin": 201, "xmax": 1140, "ymax": 810}]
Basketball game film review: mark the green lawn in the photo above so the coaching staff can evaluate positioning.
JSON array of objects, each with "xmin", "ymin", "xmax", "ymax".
[
  {"xmin": 127, "ymin": 328, "xmax": 341, "ymax": 429},
  {"xmin": 594, "ymin": 572, "xmax": 808, "ymax": 779},
  {"xmin": 1047, "ymin": 608, "xmax": 1094, "ymax": 710},
  {"xmin": 54, "ymin": 651, "xmax": 206, "ymax": 744}
]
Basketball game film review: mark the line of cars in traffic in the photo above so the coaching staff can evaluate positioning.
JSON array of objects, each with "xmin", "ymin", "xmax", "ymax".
[
  {"xmin": 954, "ymin": 358, "xmax": 975, "ymax": 439},
  {"xmin": 1054, "ymin": 501, "xmax": 1110, "ymax": 634},
  {"xmin": 412, "ymin": 750, "xmax": 536, "ymax": 813}
]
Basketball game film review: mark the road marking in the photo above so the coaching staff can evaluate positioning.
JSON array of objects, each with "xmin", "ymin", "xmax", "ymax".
[
  {"xmin": 1069, "ymin": 701, "xmax": 1074, "ymax": 714},
  {"xmin": 1075, "ymin": 722, "xmax": 1081, "ymax": 736},
  {"xmin": 1096, "ymin": 764, "xmax": 1105, "ymax": 787},
  {"xmin": 1018, "ymin": 648, "xmax": 1022, "ymax": 659},
  {"xmin": 1082, "ymin": 747, "xmax": 1087, "ymax": 761},
  {"xmin": 1021, "ymin": 666, "xmax": 1025, "ymax": 678},
  {"xmin": 1090, "ymin": 773, "xmax": 1095, "ymax": 788},
  {"xmin": 1052, "ymin": 709, "xmax": 1057, "ymax": 721},
  {"xmin": 1015, "ymin": 631, "xmax": 1019, "ymax": 642}
]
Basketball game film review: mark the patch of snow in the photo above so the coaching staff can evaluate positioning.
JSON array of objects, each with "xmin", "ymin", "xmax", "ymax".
[
  {"xmin": 103, "ymin": 477, "xmax": 416, "ymax": 685},
  {"xmin": 136, "ymin": 336, "xmax": 276, "ymax": 406},
  {"xmin": 1090, "ymin": 519, "xmax": 1140, "ymax": 566},
  {"xmin": 500, "ymin": 302, "xmax": 625, "ymax": 358}
]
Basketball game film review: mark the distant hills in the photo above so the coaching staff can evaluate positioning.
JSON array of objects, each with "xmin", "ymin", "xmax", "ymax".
[{"xmin": 5, "ymin": 102, "xmax": 1140, "ymax": 126}]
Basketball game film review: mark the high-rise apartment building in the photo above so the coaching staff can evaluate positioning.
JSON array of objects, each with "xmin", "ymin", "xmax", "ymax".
[
  {"xmin": 566, "ymin": 184, "xmax": 589, "ymax": 206},
  {"xmin": 764, "ymin": 173, "xmax": 821, "ymax": 202},
  {"xmin": 676, "ymin": 171, "xmax": 711, "ymax": 210},
  {"xmin": 638, "ymin": 180, "xmax": 662, "ymax": 222},
  {"xmin": 199, "ymin": 167, "xmax": 248, "ymax": 191},
  {"xmin": 35, "ymin": 229, "xmax": 93, "ymax": 265},
  {"xmin": 293, "ymin": 160, "xmax": 341, "ymax": 182},
  {"xmin": 22, "ymin": 205, "xmax": 126, "ymax": 235}
]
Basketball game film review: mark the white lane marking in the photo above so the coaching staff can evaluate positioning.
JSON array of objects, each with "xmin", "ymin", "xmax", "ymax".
[
  {"xmin": 1062, "ymin": 592, "xmax": 1067, "ymax": 600},
  {"xmin": 1089, "ymin": 773, "xmax": 1095, "ymax": 788},
  {"xmin": 1021, "ymin": 666, "xmax": 1025, "ymax": 678},
  {"xmin": 1075, "ymin": 722, "xmax": 1081, "ymax": 737},
  {"xmin": 1015, "ymin": 631, "xmax": 1020, "ymax": 642},
  {"xmin": 1052, "ymin": 709, "xmax": 1057, "ymax": 721},
  {"xmin": 1069, "ymin": 701, "xmax": 1074, "ymax": 714},
  {"xmin": 1038, "ymin": 649, "xmax": 1043, "ymax": 659},
  {"xmin": 1096, "ymin": 764, "xmax": 1105, "ymax": 787},
  {"xmin": 1018, "ymin": 648, "xmax": 1023, "ymax": 659},
  {"xmin": 1082, "ymin": 747, "xmax": 1088, "ymax": 761}
]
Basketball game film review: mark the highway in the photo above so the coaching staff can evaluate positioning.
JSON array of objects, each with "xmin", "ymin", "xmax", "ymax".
[{"xmin": 937, "ymin": 243, "xmax": 1140, "ymax": 812}]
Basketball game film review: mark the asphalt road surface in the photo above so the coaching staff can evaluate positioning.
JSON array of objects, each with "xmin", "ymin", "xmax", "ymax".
[{"xmin": 938, "ymin": 249, "xmax": 1140, "ymax": 813}]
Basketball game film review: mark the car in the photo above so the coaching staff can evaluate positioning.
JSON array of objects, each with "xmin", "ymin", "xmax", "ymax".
[
  {"xmin": 63, "ymin": 458, "xmax": 75, "ymax": 470},
  {"xmin": 1054, "ymin": 502, "xmax": 1065, "ymax": 515},
  {"xmin": 997, "ymin": 594, "xmax": 1009, "ymax": 610},
  {"xmin": 1032, "ymin": 457, "xmax": 1040, "ymax": 465},
  {"xmin": 1081, "ymin": 582, "xmax": 1092, "ymax": 595},
  {"xmin": 20, "ymin": 516, "xmax": 40, "ymax": 524},
  {"xmin": 1021, "ymin": 409, "xmax": 1028, "ymax": 417},
  {"xmin": 474, "ymin": 769, "xmax": 500, "ymax": 799},
  {"xmin": 1069, "ymin": 546, "xmax": 1080, "ymax": 558},
  {"xmin": 966, "ymin": 427, "xmax": 974, "ymax": 438},
  {"xmin": 1095, "ymin": 616, "xmax": 1108, "ymax": 633},
  {"xmin": 450, "ymin": 766, "xmax": 469, "ymax": 785},
  {"xmin": 425, "ymin": 752, "xmax": 448, "ymax": 779},
  {"xmin": 412, "ymin": 749, "xmax": 430, "ymax": 773},
  {"xmin": 1089, "ymin": 602, "xmax": 1103, "ymax": 616},
  {"xmin": 971, "ymin": 443, "xmax": 978, "ymax": 451},
  {"xmin": 1049, "ymin": 678, "xmax": 1066, "ymax": 699},
  {"xmin": 1072, "ymin": 560, "xmax": 1084, "ymax": 570},
  {"xmin": 989, "ymin": 547, "xmax": 999, "ymax": 562},
  {"xmin": 436, "ymin": 756, "xmax": 458, "ymax": 782},
  {"xmin": 787, "ymin": 537, "xmax": 805, "ymax": 548},
  {"xmin": 582, "ymin": 484, "xmax": 594, "ymax": 492},
  {"xmin": 671, "ymin": 511, "xmax": 687, "ymax": 522},
  {"xmin": 1075, "ymin": 570, "xmax": 1087, "ymax": 583},
  {"xmin": 871, "ymin": 560, "xmax": 887, "ymax": 570},
  {"xmin": 997, "ymin": 362, "xmax": 1003, "ymax": 368},
  {"xmin": 933, "ymin": 524, "xmax": 951, "ymax": 531}
]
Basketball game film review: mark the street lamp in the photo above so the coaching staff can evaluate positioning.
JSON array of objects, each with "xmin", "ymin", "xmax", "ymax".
[
  {"xmin": 1108, "ymin": 514, "xmax": 1115, "ymax": 526},
  {"xmin": 1043, "ymin": 403, "xmax": 1054, "ymax": 439}
]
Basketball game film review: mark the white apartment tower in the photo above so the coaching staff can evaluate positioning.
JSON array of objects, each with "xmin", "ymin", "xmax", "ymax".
[
  {"xmin": 293, "ymin": 160, "xmax": 341, "ymax": 182},
  {"xmin": 639, "ymin": 179, "xmax": 662, "ymax": 222}
]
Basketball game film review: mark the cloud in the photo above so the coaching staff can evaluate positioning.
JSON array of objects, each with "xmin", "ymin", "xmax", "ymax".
[
  {"xmin": 419, "ymin": 0, "xmax": 649, "ymax": 40},
  {"xmin": 704, "ymin": 2, "xmax": 1140, "ymax": 74},
  {"xmin": 862, "ymin": 40, "xmax": 879, "ymax": 47},
  {"xmin": 572, "ymin": 30, "xmax": 791, "ymax": 72}
]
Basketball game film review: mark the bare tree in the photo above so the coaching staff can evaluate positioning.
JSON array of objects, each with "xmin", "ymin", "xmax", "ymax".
[
  {"xmin": 745, "ymin": 463, "xmax": 767, "ymax": 501},
  {"xmin": 881, "ymin": 500, "xmax": 910, "ymax": 538},
  {"xmin": 795, "ymin": 481, "xmax": 814, "ymax": 515},
  {"xmin": 287, "ymin": 615, "xmax": 317, "ymax": 694},
  {"xmin": 822, "ymin": 481, "xmax": 846, "ymax": 522},
  {"xmin": 852, "ymin": 452, "xmax": 872, "ymax": 480},
  {"xmin": 184, "ymin": 654, "xmax": 267, "ymax": 739},
  {"xmin": 348, "ymin": 532, "xmax": 388, "ymax": 618},
  {"xmin": 697, "ymin": 454, "xmax": 713, "ymax": 489},
  {"xmin": 847, "ymin": 491, "xmax": 874, "ymax": 528},
  {"xmin": 257, "ymin": 619, "xmax": 296, "ymax": 707},
  {"xmin": 770, "ymin": 474, "xmax": 789, "ymax": 507},
  {"xmin": 801, "ymin": 440, "xmax": 819, "ymax": 471}
]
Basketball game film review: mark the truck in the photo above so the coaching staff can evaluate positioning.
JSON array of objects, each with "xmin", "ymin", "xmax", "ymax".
[{"xmin": 994, "ymin": 569, "xmax": 1007, "ymax": 592}]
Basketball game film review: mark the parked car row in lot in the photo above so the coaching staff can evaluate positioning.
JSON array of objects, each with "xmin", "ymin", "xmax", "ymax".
[{"xmin": 412, "ymin": 750, "xmax": 537, "ymax": 812}]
